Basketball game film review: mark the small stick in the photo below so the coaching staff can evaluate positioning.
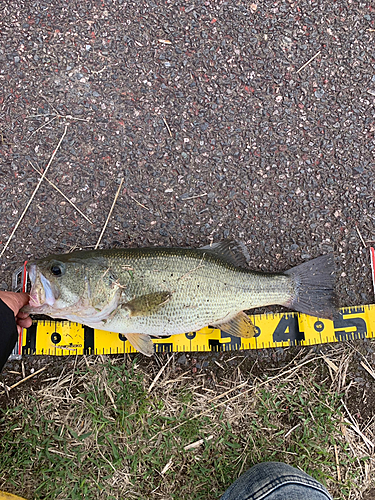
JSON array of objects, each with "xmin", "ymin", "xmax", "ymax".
[
  {"xmin": 95, "ymin": 178, "xmax": 124, "ymax": 249},
  {"xmin": 39, "ymin": 95, "xmax": 90, "ymax": 122},
  {"xmin": 214, "ymin": 360, "xmax": 225, "ymax": 370},
  {"xmin": 148, "ymin": 354, "xmax": 174, "ymax": 392},
  {"xmin": 29, "ymin": 161, "xmax": 92, "ymax": 224},
  {"xmin": 26, "ymin": 114, "xmax": 90, "ymax": 123},
  {"xmin": 341, "ymin": 399, "xmax": 375, "ymax": 451},
  {"xmin": 296, "ymin": 51, "xmax": 321, "ymax": 74},
  {"xmin": 0, "ymin": 381, "xmax": 10, "ymax": 393},
  {"xmin": 6, "ymin": 366, "xmax": 47, "ymax": 391},
  {"xmin": 35, "ymin": 446, "xmax": 75, "ymax": 459},
  {"xmin": 360, "ymin": 360, "xmax": 375, "ymax": 381},
  {"xmin": 129, "ymin": 195, "xmax": 150, "ymax": 211},
  {"xmin": 40, "ymin": 94, "xmax": 60, "ymax": 116},
  {"xmin": 206, "ymin": 380, "xmax": 248, "ymax": 404},
  {"xmin": 27, "ymin": 114, "xmax": 56, "ymax": 118},
  {"xmin": 355, "ymin": 225, "xmax": 367, "ymax": 248},
  {"xmin": 95, "ymin": 431, "xmax": 116, "ymax": 472},
  {"xmin": 0, "ymin": 124, "xmax": 69, "ymax": 258},
  {"xmin": 322, "ymin": 355, "xmax": 339, "ymax": 373},
  {"xmin": 160, "ymin": 457, "xmax": 173, "ymax": 475},
  {"xmin": 334, "ymin": 444, "xmax": 341, "ymax": 482},
  {"xmin": 343, "ymin": 417, "xmax": 374, "ymax": 451},
  {"xmin": 181, "ymin": 193, "xmax": 208, "ymax": 201},
  {"xmin": 284, "ymin": 422, "xmax": 301, "ymax": 438},
  {"xmin": 184, "ymin": 435, "xmax": 214, "ymax": 451},
  {"xmin": 28, "ymin": 115, "xmax": 58, "ymax": 139},
  {"xmin": 61, "ymin": 115, "xmax": 90, "ymax": 122},
  {"xmin": 162, "ymin": 116, "xmax": 172, "ymax": 137},
  {"xmin": 177, "ymin": 256, "xmax": 205, "ymax": 281}
]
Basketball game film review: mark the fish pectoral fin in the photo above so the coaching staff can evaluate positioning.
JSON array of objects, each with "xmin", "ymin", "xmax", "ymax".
[
  {"xmin": 123, "ymin": 291, "xmax": 172, "ymax": 317},
  {"xmin": 214, "ymin": 312, "xmax": 256, "ymax": 338},
  {"xmin": 125, "ymin": 333, "xmax": 155, "ymax": 356}
]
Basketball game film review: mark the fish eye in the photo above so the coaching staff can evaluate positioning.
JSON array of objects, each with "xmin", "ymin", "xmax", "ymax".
[{"xmin": 51, "ymin": 263, "xmax": 64, "ymax": 277}]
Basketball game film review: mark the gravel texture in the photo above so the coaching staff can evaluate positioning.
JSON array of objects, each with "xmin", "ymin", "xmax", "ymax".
[{"xmin": 0, "ymin": 0, "xmax": 374, "ymax": 308}]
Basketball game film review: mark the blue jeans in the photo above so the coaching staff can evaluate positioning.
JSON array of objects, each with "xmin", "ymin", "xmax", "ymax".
[{"xmin": 220, "ymin": 462, "xmax": 333, "ymax": 500}]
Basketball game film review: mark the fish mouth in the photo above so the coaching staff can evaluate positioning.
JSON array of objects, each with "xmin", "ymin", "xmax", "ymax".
[{"xmin": 28, "ymin": 264, "xmax": 57, "ymax": 308}]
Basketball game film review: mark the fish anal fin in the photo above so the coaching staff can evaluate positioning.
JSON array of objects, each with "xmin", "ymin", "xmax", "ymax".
[
  {"xmin": 124, "ymin": 291, "xmax": 171, "ymax": 316},
  {"xmin": 126, "ymin": 333, "xmax": 155, "ymax": 356},
  {"xmin": 214, "ymin": 311, "xmax": 256, "ymax": 338}
]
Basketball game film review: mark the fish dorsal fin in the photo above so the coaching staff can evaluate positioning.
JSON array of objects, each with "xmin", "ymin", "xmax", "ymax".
[
  {"xmin": 200, "ymin": 240, "xmax": 250, "ymax": 268},
  {"xmin": 126, "ymin": 333, "xmax": 155, "ymax": 356},
  {"xmin": 213, "ymin": 311, "xmax": 256, "ymax": 338},
  {"xmin": 123, "ymin": 291, "xmax": 171, "ymax": 316}
]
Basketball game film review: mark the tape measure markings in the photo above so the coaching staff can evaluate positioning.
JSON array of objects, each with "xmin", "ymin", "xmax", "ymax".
[{"xmin": 19, "ymin": 304, "xmax": 375, "ymax": 356}]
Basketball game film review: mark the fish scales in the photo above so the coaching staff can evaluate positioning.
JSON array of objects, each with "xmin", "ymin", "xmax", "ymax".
[{"xmin": 95, "ymin": 248, "xmax": 292, "ymax": 335}]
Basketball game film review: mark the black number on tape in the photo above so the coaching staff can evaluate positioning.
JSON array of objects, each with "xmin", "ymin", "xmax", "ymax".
[
  {"xmin": 334, "ymin": 315, "xmax": 367, "ymax": 341},
  {"xmin": 209, "ymin": 332, "xmax": 241, "ymax": 352},
  {"xmin": 273, "ymin": 315, "xmax": 305, "ymax": 344},
  {"xmin": 51, "ymin": 332, "xmax": 61, "ymax": 345},
  {"xmin": 185, "ymin": 332, "xmax": 196, "ymax": 340},
  {"xmin": 314, "ymin": 321, "xmax": 325, "ymax": 333}
]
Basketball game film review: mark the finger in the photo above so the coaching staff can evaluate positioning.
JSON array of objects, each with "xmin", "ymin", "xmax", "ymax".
[
  {"xmin": 17, "ymin": 317, "xmax": 33, "ymax": 329},
  {"xmin": 17, "ymin": 311, "xmax": 30, "ymax": 319},
  {"xmin": 0, "ymin": 291, "xmax": 30, "ymax": 316}
]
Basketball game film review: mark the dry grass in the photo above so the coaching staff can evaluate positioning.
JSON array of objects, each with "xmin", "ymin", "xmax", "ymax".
[{"xmin": 0, "ymin": 343, "xmax": 374, "ymax": 499}]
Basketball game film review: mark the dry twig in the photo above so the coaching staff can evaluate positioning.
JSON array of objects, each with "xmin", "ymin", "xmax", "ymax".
[
  {"xmin": 162, "ymin": 116, "xmax": 172, "ymax": 137},
  {"xmin": 95, "ymin": 178, "xmax": 124, "ymax": 249},
  {"xmin": 341, "ymin": 399, "xmax": 375, "ymax": 452},
  {"xmin": 148, "ymin": 354, "xmax": 174, "ymax": 393},
  {"xmin": 360, "ymin": 361, "xmax": 375, "ymax": 381},
  {"xmin": 355, "ymin": 225, "xmax": 367, "ymax": 248},
  {"xmin": 334, "ymin": 443, "xmax": 341, "ymax": 482},
  {"xmin": 28, "ymin": 115, "xmax": 58, "ymax": 139},
  {"xmin": 28, "ymin": 161, "xmax": 92, "ymax": 224},
  {"xmin": 129, "ymin": 195, "xmax": 150, "ymax": 211},
  {"xmin": 180, "ymin": 193, "xmax": 208, "ymax": 201},
  {"xmin": 184, "ymin": 435, "xmax": 214, "ymax": 451},
  {"xmin": 2, "ymin": 366, "xmax": 48, "ymax": 393},
  {"xmin": 296, "ymin": 51, "xmax": 321, "ymax": 73},
  {"xmin": 0, "ymin": 124, "xmax": 69, "ymax": 258},
  {"xmin": 160, "ymin": 457, "xmax": 173, "ymax": 475},
  {"xmin": 284, "ymin": 423, "xmax": 301, "ymax": 438}
]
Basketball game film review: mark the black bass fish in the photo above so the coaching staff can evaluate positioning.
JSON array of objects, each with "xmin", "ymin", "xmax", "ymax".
[{"xmin": 23, "ymin": 241, "xmax": 335, "ymax": 355}]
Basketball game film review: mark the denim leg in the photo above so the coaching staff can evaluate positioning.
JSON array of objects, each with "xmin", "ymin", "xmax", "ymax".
[{"xmin": 220, "ymin": 462, "xmax": 333, "ymax": 500}]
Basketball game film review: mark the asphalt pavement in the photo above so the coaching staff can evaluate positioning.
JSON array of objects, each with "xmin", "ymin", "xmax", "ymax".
[{"xmin": 0, "ymin": 0, "xmax": 374, "ymax": 308}]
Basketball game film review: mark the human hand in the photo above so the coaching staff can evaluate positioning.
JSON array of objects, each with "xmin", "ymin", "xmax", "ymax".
[{"xmin": 0, "ymin": 292, "xmax": 32, "ymax": 334}]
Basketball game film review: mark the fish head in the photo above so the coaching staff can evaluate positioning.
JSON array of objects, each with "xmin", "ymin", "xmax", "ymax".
[{"xmin": 23, "ymin": 252, "xmax": 122, "ymax": 321}]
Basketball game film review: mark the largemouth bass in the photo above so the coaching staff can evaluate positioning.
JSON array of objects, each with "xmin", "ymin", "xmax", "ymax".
[{"xmin": 23, "ymin": 241, "xmax": 335, "ymax": 356}]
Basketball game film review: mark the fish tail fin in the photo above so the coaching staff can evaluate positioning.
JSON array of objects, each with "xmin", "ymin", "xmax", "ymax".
[{"xmin": 284, "ymin": 254, "xmax": 336, "ymax": 319}]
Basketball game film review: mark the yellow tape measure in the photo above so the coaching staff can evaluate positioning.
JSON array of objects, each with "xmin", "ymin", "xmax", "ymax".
[{"xmin": 21, "ymin": 304, "xmax": 375, "ymax": 355}]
